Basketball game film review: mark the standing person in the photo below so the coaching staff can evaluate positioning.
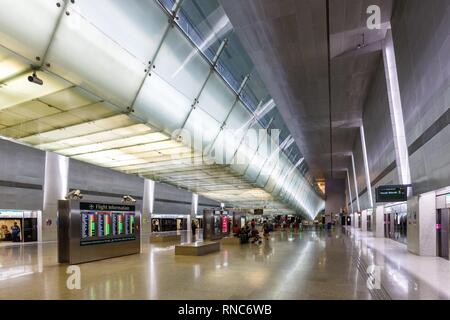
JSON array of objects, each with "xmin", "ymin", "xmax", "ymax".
[
  {"xmin": 191, "ymin": 220, "xmax": 197, "ymax": 240},
  {"xmin": 11, "ymin": 222, "xmax": 20, "ymax": 242},
  {"xmin": 263, "ymin": 221, "xmax": 270, "ymax": 240}
]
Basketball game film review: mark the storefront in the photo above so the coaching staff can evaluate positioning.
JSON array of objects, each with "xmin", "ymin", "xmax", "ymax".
[
  {"xmin": 192, "ymin": 215, "xmax": 203, "ymax": 229},
  {"xmin": 151, "ymin": 214, "xmax": 188, "ymax": 232},
  {"xmin": 0, "ymin": 209, "xmax": 40, "ymax": 243}
]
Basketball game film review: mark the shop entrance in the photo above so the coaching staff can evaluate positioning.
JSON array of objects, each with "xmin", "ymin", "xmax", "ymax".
[
  {"xmin": 0, "ymin": 210, "xmax": 39, "ymax": 243},
  {"xmin": 436, "ymin": 209, "xmax": 449, "ymax": 260}
]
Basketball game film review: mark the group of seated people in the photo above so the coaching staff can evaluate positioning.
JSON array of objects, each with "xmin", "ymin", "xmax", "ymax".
[{"xmin": 231, "ymin": 220, "xmax": 271, "ymax": 244}]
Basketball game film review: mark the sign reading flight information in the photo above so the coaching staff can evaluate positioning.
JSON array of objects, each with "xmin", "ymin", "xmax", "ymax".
[{"xmin": 375, "ymin": 185, "xmax": 408, "ymax": 203}]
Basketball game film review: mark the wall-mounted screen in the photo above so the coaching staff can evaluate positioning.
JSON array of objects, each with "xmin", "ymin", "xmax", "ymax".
[
  {"xmin": 376, "ymin": 185, "xmax": 408, "ymax": 203},
  {"xmin": 79, "ymin": 202, "xmax": 136, "ymax": 246}
]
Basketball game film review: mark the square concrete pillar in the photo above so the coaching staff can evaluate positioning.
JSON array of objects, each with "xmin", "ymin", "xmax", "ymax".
[
  {"xmin": 361, "ymin": 210, "xmax": 367, "ymax": 232},
  {"xmin": 374, "ymin": 205, "xmax": 385, "ymax": 238},
  {"xmin": 407, "ymin": 192, "xmax": 437, "ymax": 256}
]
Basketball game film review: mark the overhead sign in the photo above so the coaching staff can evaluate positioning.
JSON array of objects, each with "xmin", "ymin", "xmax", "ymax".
[
  {"xmin": 254, "ymin": 209, "xmax": 263, "ymax": 215},
  {"xmin": 375, "ymin": 185, "xmax": 408, "ymax": 203},
  {"xmin": 80, "ymin": 202, "xmax": 135, "ymax": 212}
]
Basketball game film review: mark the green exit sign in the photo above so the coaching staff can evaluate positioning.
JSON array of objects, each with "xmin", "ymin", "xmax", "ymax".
[{"xmin": 376, "ymin": 185, "xmax": 408, "ymax": 203}]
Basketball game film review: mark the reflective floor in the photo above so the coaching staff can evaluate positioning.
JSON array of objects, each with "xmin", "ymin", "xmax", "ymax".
[{"xmin": 0, "ymin": 228, "xmax": 449, "ymax": 300}]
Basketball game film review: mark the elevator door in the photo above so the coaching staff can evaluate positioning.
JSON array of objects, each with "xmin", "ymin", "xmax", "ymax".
[{"xmin": 437, "ymin": 209, "xmax": 449, "ymax": 260}]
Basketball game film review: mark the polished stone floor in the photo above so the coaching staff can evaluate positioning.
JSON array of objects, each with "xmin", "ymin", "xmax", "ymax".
[{"xmin": 0, "ymin": 228, "xmax": 448, "ymax": 300}]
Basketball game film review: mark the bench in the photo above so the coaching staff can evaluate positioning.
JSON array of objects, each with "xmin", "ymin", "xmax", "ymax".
[
  {"xmin": 221, "ymin": 236, "xmax": 240, "ymax": 245},
  {"xmin": 150, "ymin": 234, "xmax": 181, "ymax": 243},
  {"xmin": 175, "ymin": 241, "xmax": 220, "ymax": 256}
]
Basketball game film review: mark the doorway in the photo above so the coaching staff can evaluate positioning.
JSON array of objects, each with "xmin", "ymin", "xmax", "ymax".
[
  {"xmin": 437, "ymin": 209, "xmax": 449, "ymax": 260},
  {"xmin": 0, "ymin": 210, "xmax": 39, "ymax": 243}
]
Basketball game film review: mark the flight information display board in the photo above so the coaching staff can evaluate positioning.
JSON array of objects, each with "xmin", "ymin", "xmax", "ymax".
[{"xmin": 79, "ymin": 203, "xmax": 136, "ymax": 246}]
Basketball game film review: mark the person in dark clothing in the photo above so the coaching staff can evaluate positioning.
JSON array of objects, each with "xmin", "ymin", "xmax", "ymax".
[
  {"xmin": 11, "ymin": 222, "xmax": 20, "ymax": 242},
  {"xmin": 191, "ymin": 221, "xmax": 197, "ymax": 240}
]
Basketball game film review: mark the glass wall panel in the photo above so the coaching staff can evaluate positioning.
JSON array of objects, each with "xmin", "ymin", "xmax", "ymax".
[
  {"xmin": 0, "ymin": 0, "xmax": 60, "ymax": 60},
  {"xmin": 184, "ymin": 107, "xmax": 221, "ymax": 154},
  {"xmin": 198, "ymin": 73, "xmax": 235, "ymax": 124},
  {"xmin": 133, "ymin": 73, "xmax": 191, "ymax": 135},
  {"xmin": 153, "ymin": 28, "xmax": 211, "ymax": 101},
  {"xmin": 73, "ymin": 0, "xmax": 168, "ymax": 64},
  {"xmin": 46, "ymin": 10, "xmax": 145, "ymax": 109}
]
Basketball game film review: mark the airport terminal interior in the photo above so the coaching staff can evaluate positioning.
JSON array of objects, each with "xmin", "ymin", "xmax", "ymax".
[{"xmin": 0, "ymin": 0, "xmax": 449, "ymax": 300}]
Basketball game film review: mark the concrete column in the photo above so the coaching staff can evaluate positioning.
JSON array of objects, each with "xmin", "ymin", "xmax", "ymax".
[
  {"xmin": 191, "ymin": 193, "xmax": 198, "ymax": 218},
  {"xmin": 382, "ymin": 29, "xmax": 411, "ymax": 187},
  {"xmin": 42, "ymin": 152, "xmax": 69, "ymax": 242},
  {"xmin": 374, "ymin": 205, "xmax": 384, "ymax": 238},
  {"xmin": 189, "ymin": 193, "xmax": 198, "ymax": 242},
  {"xmin": 351, "ymin": 153, "xmax": 361, "ymax": 212},
  {"xmin": 360, "ymin": 125, "xmax": 373, "ymax": 208},
  {"xmin": 354, "ymin": 212, "xmax": 359, "ymax": 229},
  {"xmin": 142, "ymin": 179, "xmax": 155, "ymax": 235},
  {"xmin": 346, "ymin": 170, "xmax": 354, "ymax": 214},
  {"xmin": 407, "ymin": 192, "xmax": 437, "ymax": 256},
  {"xmin": 361, "ymin": 210, "xmax": 367, "ymax": 232}
]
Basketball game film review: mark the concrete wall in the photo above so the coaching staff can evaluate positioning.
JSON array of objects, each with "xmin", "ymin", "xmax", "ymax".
[
  {"xmin": 0, "ymin": 138, "xmax": 45, "ymax": 210},
  {"xmin": 197, "ymin": 195, "xmax": 221, "ymax": 215},
  {"xmin": 350, "ymin": 0, "xmax": 450, "ymax": 209},
  {"xmin": 68, "ymin": 159, "xmax": 145, "ymax": 206},
  {"xmin": 392, "ymin": 0, "xmax": 450, "ymax": 195},
  {"xmin": 325, "ymin": 178, "xmax": 346, "ymax": 219},
  {"xmin": 153, "ymin": 182, "xmax": 192, "ymax": 215}
]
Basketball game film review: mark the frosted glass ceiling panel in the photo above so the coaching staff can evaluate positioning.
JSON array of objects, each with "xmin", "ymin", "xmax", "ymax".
[
  {"xmin": 46, "ymin": 10, "xmax": 145, "ymax": 108},
  {"xmin": 0, "ymin": 0, "xmax": 60, "ymax": 60},
  {"xmin": 1, "ymin": 102, "xmax": 117, "ymax": 141},
  {"xmin": 0, "ymin": 101, "xmax": 60, "ymax": 126},
  {"xmin": 72, "ymin": 0, "xmax": 168, "ymax": 64},
  {"xmin": 0, "ymin": 50, "xmax": 29, "ymax": 82},
  {"xmin": 39, "ymin": 87, "xmax": 101, "ymax": 111},
  {"xmin": 120, "ymin": 140, "xmax": 181, "ymax": 154},
  {"xmin": 198, "ymin": 73, "xmax": 235, "ymax": 124},
  {"xmin": 0, "ymin": 71, "xmax": 71, "ymax": 111},
  {"xmin": 133, "ymin": 72, "xmax": 191, "ymax": 134},
  {"xmin": 154, "ymin": 29, "xmax": 210, "ymax": 101},
  {"xmin": 58, "ymin": 132, "xmax": 168, "ymax": 157},
  {"xmin": 20, "ymin": 114, "xmax": 134, "ymax": 145}
]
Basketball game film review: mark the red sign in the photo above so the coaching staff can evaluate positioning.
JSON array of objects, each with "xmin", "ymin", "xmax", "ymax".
[{"xmin": 222, "ymin": 216, "xmax": 228, "ymax": 233}]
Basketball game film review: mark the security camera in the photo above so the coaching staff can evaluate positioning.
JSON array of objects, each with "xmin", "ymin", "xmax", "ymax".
[
  {"xmin": 122, "ymin": 195, "xmax": 136, "ymax": 204},
  {"xmin": 65, "ymin": 189, "xmax": 83, "ymax": 200},
  {"xmin": 28, "ymin": 72, "xmax": 43, "ymax": 85}
]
